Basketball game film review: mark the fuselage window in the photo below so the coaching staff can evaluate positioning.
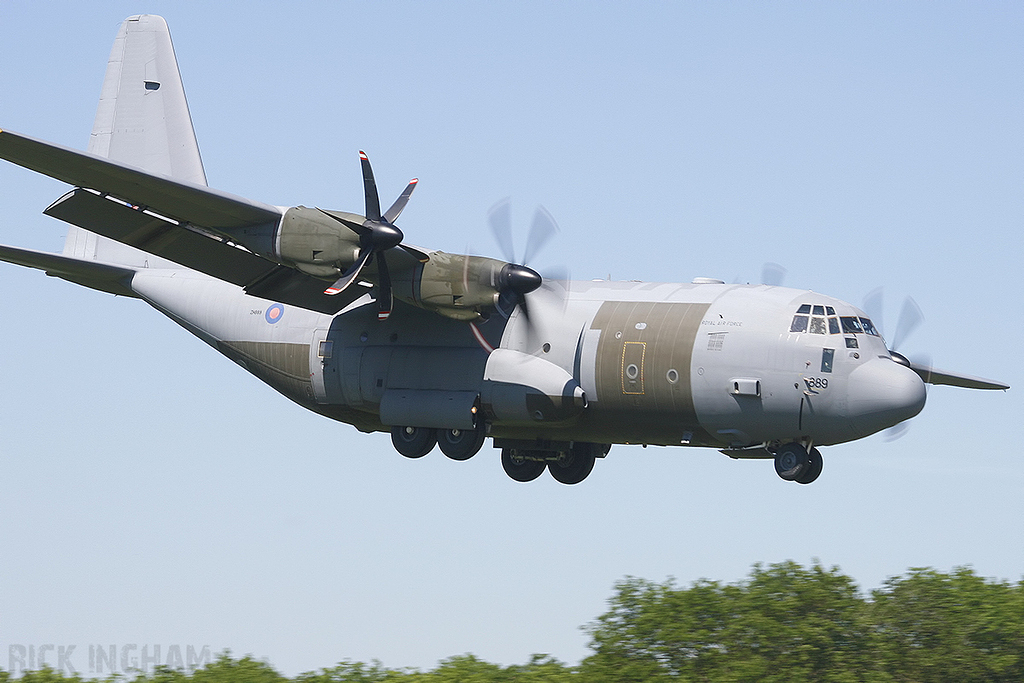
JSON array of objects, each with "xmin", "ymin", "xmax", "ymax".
[
  {"xmin": 845, "ymin": 337, "xmax": 859, "ymax": 349},
  {"xmin": 828, "ymin": 317, "xmax": 840, "ymax": 334},
  {"xmin": 840, "ymin": 316, "xmax": 863, "ymax": 334},
  {"xmin": 790, "ymin": 315, "xmax": 809, "ymax": 333},
  {"xmin": 821, "ymin": 348, "xmax": 835, "ymax": 373},
  {"xmin": 809, "ymin": 317, "xmax": 827, "ymax": 334},
  {"xmin": 859, "ymin": 317, "xmax": 880, "ymax": 336}
]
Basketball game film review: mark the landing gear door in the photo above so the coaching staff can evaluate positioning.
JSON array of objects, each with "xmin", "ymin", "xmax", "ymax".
[{"xmin": 309, "ymin": 328, "xmax": 332, "ymax": 403}]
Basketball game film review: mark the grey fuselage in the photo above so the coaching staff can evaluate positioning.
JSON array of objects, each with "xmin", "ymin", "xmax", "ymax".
[{"xmin": 132, "ymin": 267, "xmax": 924, "ymax": 452}]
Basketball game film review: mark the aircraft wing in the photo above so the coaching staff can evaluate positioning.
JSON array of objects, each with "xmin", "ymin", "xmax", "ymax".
[
  {"xmin": 0, "ymin": 128, "xmax": 370, "ymax": 314},
  {"xmin": 910, "ymin": 361, "xmax": 1009, "ymax": 391},
  {"xmin": 0, "ymin": 128, "xmax": 280, "ymax": 229}
]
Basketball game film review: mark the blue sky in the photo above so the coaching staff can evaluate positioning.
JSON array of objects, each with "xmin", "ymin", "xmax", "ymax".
[{"xmin": 1, "ymin": 1, "xmax": 1022, "ymax": 676}]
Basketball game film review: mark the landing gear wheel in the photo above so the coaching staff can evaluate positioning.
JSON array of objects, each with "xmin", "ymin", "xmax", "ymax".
[
  {"xmin": 390, "ymin": 426, "xmax": 436, "ymax": 459},
  {"xmin": 437, "ymin": 426, "xmax": 486, "ymax": 461},
  {"xmin": 548, "ymin": 445, "xmax": 597, "ymax": 485},
  {"xmin": 501, "ymin": 449, "xmax": 546, "ymax": 482},
  {"xmin": 795, "ymin": 447, "xmax": 823, "ymax": 484},
  {"xmin": 774, "ymin": 442, "xmax": 809, "ymax": 481}
]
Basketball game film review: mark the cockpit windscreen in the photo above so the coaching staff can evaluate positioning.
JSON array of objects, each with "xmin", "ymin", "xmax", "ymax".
[{"xmin": 789, "ymin": 305, "xmax": 879, "ymax": 338}]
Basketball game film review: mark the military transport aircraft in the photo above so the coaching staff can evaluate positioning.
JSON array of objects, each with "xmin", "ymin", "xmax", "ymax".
[{"xmin": 0, "ymin": 15, "xmax": 1008, "ymax": 485}]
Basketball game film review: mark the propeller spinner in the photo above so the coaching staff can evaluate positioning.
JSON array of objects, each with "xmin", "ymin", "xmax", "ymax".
[{"xmin": 319, "ymin": 151, "xmax": 428, "ymax": 320}]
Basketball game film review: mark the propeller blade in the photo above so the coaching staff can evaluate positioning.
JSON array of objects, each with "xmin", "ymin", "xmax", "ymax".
[
  {"xmin": 883, "ymin": 421, "xmax": 912, "ymax": 442},
  {"xmin": 522, "ymin": 206, "xmax": 558, "ymax": 266},
  {"xmin": 318, "ymin": 208, "xmax": 371, "ymax": 237},
  {"xmin": 891, "ymin": 297, "xmax": 924, "ymax": 352},
  {"xmin": 495, "ymin": 289, "xmax": 518, "ymax": 320},
  {"xmin": 760, "ymin": 262, "xmax": 787, "ymax": 287},
  {"xmin": 325, "ymin": 248, "xmax": 373, "ymax": 296},
  {"xmin": 376, "ymin": 251, "xmax": 393, "ymax": 320},
  {"xmin": 399, "ymin": 243, "xmax": 431, "ymax": 263},
  {"xmin": 519, "ymin": 292, "xmax": 531, "ymax": 323},
  {"xmin": 486, "ymin": 199, "xmax": 566, "ymax": 330},
  {"xmin": 359, "ymin": 151, "xmax": 382, "ymax": 222},
  {"xmin": 382, "ymin": 178, "xmax": 418, "ymax": 224},
  {"xmin": 910, "ymin": 352, "xmax": 933, "ymax": 387},
  {"xmin": 862, "ymin": 287, "xmax": 885, "ymax": 339},
  {"xmin": 488, "ymin": 197, "xmax": 516, "ymax": 263}
]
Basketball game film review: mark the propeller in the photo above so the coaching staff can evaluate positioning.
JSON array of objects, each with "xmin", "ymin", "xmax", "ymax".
[
  {"xmin": 487, "ymin": 198, "xmax": 561, "ymax": 321},
  {"xmin": 319, "ymin": 151, "xmax": 429, "ymax": 321},
  {"xmin": 863, "ymin": 288, "xmax": 929, "ymax": 441},
  {"xmin": 761, "ymin": 263, "xmax": 787, "ymax": 287},
  {"xmin": 863, "ymin": 288, "xmax": 925, "ymax": 366},
  {"xmin": 731, "ymin": 262, "xmax": 787, "ymax": 286},
  {"xmin": 865, "ymin": 287, "xmax": 1007, "ymax": 394}
]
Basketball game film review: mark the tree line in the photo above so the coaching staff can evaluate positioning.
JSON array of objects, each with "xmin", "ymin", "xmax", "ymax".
[{"xmin": 5, "ymin": 561, "xmax": 1023, "ymax": 682}]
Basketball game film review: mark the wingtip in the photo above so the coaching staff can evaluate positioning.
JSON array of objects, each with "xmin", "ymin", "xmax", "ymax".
[{"xmin": 359, "ymin": 151, "xmax": 369, "ymax": 161}]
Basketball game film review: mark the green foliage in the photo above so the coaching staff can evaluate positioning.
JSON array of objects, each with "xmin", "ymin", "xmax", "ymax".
[
  {"xmin": 0, "ymin": 666, "xmax": 96, "ymax": 683},
  {"xmin": 5, "ymin": 563, "xmax": 1022, "ymax": 682},
  {"xmin": 294, "ymin": 659, "xmax": 402, "ymax": 683},
  {"xmin": 581, "ymin": 562, "xmax": 1024, "ymax": 682},
  {"xmin": 868, "ymin": 567, "xmax": 1024, "ymax": 682}
]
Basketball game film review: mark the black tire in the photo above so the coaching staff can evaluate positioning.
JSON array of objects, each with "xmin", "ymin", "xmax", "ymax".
[
  {"xmin": 548, "ymin": 445, "xmax": 596, "ymax": 485},
  {"xmin": 795, "ymin": 447, "xmax": 823, "ymax": 484},
  {"xmin": 501, "ymin": 449, "xmax": 546, "ymax": 482},
  {"xmin": 390, "ymin": 426, "xmax": 436, "ymax": 459},
  {"xmin": 437, "ymin": 426, "xmax": 486, "ymax": 461},
  {"xmin": 774, "ymin": 442, "xmax": 809, "ymax": 481}
]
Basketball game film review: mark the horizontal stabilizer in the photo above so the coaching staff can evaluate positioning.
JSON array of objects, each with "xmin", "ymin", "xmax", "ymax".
[
  {"xmin": 0, "ymin": 243, "xmax": 137, "ymax": 297},
  {"xmin": 0, "ymin": 128, "xmax": 281, "ymax": 231},
  {"xmin": 910, "ymin": 362, "xmax": 1009, "ymax": 391}
]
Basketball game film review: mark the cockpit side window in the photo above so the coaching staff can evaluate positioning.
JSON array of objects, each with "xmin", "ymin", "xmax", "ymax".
[
  {"xmin": 840, "ymin": 316, "xmax": 863, "ymax": 334},
  {"xmin": 828, "ymin": 317, "xmax": 840, "ymax": 334},
  {"xmin": 859, "ymin": 317, "xmax": 880, "ymax": 336}
]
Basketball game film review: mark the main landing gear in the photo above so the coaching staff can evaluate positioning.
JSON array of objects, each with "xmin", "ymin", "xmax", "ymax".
[
  {"xmin": 390, "ymin": 424, "xmax": 488, "ymax": 461},
  {"xmin": 391, "ymin": 425, "xmax": 608, "ymax": 485},
  {"xmin": 501, "ymin": 442, "xmax": 608, "ymax": 485},
  {"xmin": 773, "ymin": 442, "xmax": 823, "ymax": 484}
]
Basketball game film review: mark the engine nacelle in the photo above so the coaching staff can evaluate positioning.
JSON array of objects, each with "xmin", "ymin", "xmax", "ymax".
[
  {"xmin": 393, "ymin": 252, "xmax": 507, "ymax": 321},
  {"xmin": 229, "ymin": 205, "xmax": 362, "ymax": 279},
  {"xmin": 229, "ymin": 208, "xmax": 515, "ymax": 322}
]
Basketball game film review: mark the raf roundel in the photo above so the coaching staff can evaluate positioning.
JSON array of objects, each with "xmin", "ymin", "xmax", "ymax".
[{"xmin": 265, "ymin": 304, "xmax": 284, "ymax": 324}]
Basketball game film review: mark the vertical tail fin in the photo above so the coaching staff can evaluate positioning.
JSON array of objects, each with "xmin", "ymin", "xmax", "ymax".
[
  {"xmin": 64, "ymin": 14, "xmax": 206, "ymax": 266},
  {"xmin": 90, "ymin": 14, "xmax": 207, "ymax": 184}
]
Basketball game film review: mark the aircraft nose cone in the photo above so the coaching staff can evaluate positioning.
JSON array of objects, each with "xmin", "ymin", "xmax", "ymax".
[{"xmin": 846, "ymin": 358, "xmax": 926, "ymax": 437}]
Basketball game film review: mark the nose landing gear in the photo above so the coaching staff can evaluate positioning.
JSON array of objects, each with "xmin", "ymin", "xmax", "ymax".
[{"xmin": 773, "ymin": 442, "xmax": 823, "ymax": 484}]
